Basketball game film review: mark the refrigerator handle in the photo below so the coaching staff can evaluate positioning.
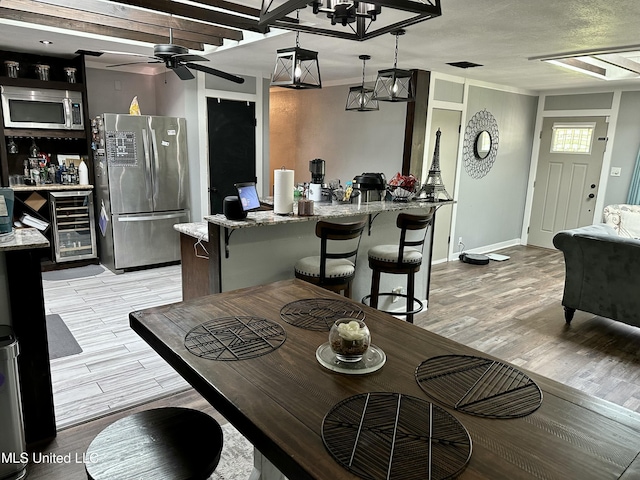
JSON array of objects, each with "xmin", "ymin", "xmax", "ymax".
[
  {"xmin": 117, "ymin": 212, "xmax": 188, "ymax": 221},
  {"xmin": 141, "ymin": 127, "xmax": 153, "ymax": 195}
]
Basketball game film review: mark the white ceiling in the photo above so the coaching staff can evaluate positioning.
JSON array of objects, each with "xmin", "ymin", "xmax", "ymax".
[{"xmin": 2, "ymin": 0, "xmax": 640, "ymax": 92}]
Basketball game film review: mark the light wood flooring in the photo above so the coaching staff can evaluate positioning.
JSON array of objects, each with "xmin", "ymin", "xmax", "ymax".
[
  {"xmin": 42, "ymin": 264, "xmax": 190, "ymax": 429},
  {"xmin": 29, "ymin": 244, "xmax": 640, "ymax": 479}
]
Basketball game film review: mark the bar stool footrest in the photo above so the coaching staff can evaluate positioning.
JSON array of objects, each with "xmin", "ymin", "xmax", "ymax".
[{"xmin": 361, "ymin": 293, "xmax": 424, "ymax": 317}]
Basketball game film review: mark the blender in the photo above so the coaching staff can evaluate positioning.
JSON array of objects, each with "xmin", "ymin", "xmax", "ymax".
[{"xmin": 308, "ymin": 159, "xmax": 325, "ymax": 202}]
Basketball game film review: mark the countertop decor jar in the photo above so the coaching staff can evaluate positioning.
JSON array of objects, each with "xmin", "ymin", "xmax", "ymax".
[
  {"xmin": 329, "ymin": 319, "xmax": 370, "ymax": 362},
  {"xmin": 4, "ymin": 60, "xmax": 19, "ymax": 78},
  {"xmin": 35, "ymin": 64, "xmax": 50, "ymax": 81},
  {"xmin": 64, "ymin": 67, "xmax": 77, "ymax": 83},
  {"xmin": 297, "ymin": 199, "xmax": 314, "ymax": 216}
]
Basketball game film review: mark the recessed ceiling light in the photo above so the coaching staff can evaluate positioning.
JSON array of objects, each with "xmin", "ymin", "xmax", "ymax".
[{"xmin": 40, "ymin": 40, "xmax": 53, "ymax": 45}]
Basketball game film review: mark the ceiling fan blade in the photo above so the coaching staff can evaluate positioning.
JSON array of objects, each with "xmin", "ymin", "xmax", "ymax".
[
  {"xmin": 107, "ymin": 60, "xmax": 162, "ymax": 68},
  {"xmin": 174, "ymin": 53, "xmax": 209, "ymax": 62},
  {"xmin": 101, "ymin": 50, "xmax": 156, "ymax": 60},
  {"xmin": 173, "ymin": 64, "xmax": 195, "ymax": 80},
  {"xmin": 186, "ymin": 62, "xmax": 245, "ymax": 84}
]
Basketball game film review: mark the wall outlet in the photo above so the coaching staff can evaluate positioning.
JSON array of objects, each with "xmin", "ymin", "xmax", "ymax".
[
  {"xmin": 610, "ymin": 167, "xmax": 621, "ymax": 177},
  {"xmin": 392, "ymin": 286, "xmax": 403, "ymax": 303}
]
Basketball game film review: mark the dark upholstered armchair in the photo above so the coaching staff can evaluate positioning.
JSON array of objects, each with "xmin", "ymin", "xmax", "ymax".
[{"xmin": 553, "ymin": 223, "xmax": 640, "ymax": 328}]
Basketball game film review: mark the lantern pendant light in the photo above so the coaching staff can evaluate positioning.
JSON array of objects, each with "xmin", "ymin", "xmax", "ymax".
[
  {"xmin": 345, "ymin": 55, "xmax": 379, "ymax": 112},
  {"xmin": 271, "ymin": 11, "xmax": 322, "ymax": 89},
  {"xmin": 373, "ymin": 29, "xmax": 414, "ymax": 102}
]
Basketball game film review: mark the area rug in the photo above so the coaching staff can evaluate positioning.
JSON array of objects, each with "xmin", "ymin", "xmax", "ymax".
[
  {"xmin": 46, "ymin": 314, "xmax": 82, "ymax": 360},
  {"xmin": 211, "ymin": 423, "xmax": 254, "ymax": 480},
  {"xmin": 42, "ymin": 264, "xmax": 105, "ymax": 281}
]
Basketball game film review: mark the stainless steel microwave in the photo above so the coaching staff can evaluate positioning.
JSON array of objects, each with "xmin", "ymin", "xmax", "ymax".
[{"xmin": 1, "ymin": 85, "xmax": 84, "ymax": 130}]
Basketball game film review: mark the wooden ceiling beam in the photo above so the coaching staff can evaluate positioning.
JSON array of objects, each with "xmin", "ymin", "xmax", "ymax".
[
  {"xmin": 187, "ymin": 0, "xmax": 262, "ymax": 18},
  {"xmin": 30, "ymin": 0, "xmax": 244, "ymax": 42},
  {"xmin": 0, "ymin": 7, "xmax": 205, "ymax": 50},
  {"xmin": 110, "ymin": 0, "xmax": 265, "ymax": 34}
]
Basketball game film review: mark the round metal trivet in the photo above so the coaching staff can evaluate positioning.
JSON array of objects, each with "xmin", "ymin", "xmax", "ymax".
[
  {"xmin": 322, "ymin": 392, "xmax": 472, "ymax": 480},
  {"xmin": 415, "ymin": 355, "xmax": 542, "ymax": 419},
  {"xmin": 184, "ymin": 316, "xmax": 286, "ymax": 361},
  {"xmin": 280, "ymin": 298, "xmax": 365, "ymax": 331}
]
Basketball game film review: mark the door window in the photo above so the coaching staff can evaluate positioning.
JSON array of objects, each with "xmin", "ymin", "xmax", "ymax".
[{"xmin": 551, "ymin": 123, "xmax": 595, "ymax": 154}]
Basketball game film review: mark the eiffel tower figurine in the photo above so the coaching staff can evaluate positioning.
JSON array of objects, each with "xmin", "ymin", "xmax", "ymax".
[{"xmin": 421, "ymin": 128, "xmax": 452, "ymax": 201}]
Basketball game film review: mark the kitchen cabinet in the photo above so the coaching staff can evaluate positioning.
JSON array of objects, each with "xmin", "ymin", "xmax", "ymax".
[{"xmin": 0, "ymin": 49, "xmax": 92, "ymax": 187}]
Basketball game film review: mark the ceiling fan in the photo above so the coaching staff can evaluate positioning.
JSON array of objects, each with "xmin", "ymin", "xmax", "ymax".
[{"xmin": 103, "ymin": 29, "xmax": 244, "ymax": 84}]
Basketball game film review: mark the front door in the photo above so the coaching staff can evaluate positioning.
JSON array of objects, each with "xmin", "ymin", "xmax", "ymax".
[
  {"xmin": 528, "ymin": 116, "xmax": 607, "ymax": 249},
  {"xmin": 207, "ymin": 98, "xmax": 256, "ymax": 214}
]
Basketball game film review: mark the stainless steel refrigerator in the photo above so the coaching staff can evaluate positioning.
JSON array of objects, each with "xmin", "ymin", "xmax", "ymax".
[{"xmin": 92, "ymin": 113, "xmax": 190, "ymax": 272}]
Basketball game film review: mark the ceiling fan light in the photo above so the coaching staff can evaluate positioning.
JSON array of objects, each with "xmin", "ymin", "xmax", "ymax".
[{"xmin": 271, "ymin": 47, "xmax": 322, "ymax": 89}]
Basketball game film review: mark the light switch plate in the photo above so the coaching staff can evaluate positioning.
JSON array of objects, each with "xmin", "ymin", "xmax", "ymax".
[{"xmin": 611, "ymin": 167, "xmax": 621, "ymax": 177}]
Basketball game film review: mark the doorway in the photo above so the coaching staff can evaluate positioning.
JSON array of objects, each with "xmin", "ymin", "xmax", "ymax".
[
  {"xmin": 528, "ymin": 116, "xmax": 608, "ymax": 249},
  {"xmin": 207, "ymin": 98, "xmax": 256, "ymax": 214},
  {"xmin": 428, "ymin": 109, "xmax": 461, "ymax": 262}
]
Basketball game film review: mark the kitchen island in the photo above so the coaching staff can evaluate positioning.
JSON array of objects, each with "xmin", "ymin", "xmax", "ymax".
[
  {"xmin": 0, "ymin": 228, "xmax": 56, "ymax": 447},
  {"xmin": 195, "ymin": 199, "xmax": 452, "ymax": 308}
]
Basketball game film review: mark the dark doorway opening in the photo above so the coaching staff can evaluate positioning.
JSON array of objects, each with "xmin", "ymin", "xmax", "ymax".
[{"xmin": 207, "ymin": 98, "xmax": 256, "ymax": 214}]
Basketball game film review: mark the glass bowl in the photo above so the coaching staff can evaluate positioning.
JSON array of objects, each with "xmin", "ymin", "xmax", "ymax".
[{"xmin": 329, "ymin": 318, "xmax": 371, "ymax": 362}]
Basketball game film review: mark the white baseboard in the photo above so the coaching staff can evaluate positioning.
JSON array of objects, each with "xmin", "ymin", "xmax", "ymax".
[{"xmin": 447, "ymin": 238, "xmax": 522, "ymax": 262}]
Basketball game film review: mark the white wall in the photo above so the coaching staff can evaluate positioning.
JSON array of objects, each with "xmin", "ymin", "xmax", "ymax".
[
  {"xmin": 86, "ymin": 68, "xmax": 157, "ymax": 118},
  {"xmin": 154, "ymin": 72, "xmax": 202, "ymax": 221},
  {"xmin": 269, "ymin": 85, "xmax": 408, "ymax": 187},
  {"xmin": 454, "ymin": 85, "xmax": 539, "ymax": 252},
  {"xmin": 605, "ymin": 90, "xmax": 640, "ymax": 206}
]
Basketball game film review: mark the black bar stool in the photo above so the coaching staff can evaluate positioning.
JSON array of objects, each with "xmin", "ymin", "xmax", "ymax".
[
  {"xmin": 362, "ymin": 212, "xmax": 433, "ymax": 323},
  {"xmin": 294, "ymin": 219, "xmax": 367, "ymax": 298},
  {"xmin": 85, "ymin": 407, "xmax": 223, "ymax": 480}
]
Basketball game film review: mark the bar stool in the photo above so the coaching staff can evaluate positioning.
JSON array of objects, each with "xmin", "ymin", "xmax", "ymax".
[
  {"xmin": 294, "ymin": 219, "xmax": 367, "ymax": 298},
  {"xmin": 85, "ymin": 407, "xmax": 223, "ymax": 480},
  {"xmin": 362, "ymin": 212, "xmax": 432, "ymax": 323}
]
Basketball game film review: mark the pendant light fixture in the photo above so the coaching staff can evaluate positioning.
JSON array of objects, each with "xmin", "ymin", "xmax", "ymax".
[
  {"xmin": 259, "ymin": 0, "xmax": 442, "ymax": 42},
  {"xmin": 373, "ymin": 29, "xmax": 414, "ymax": 102},
  {"xmin": 271, "ymin": 11, "xmax": 322, "ymax": 89},
  {"xmin": 345, "ymin": 55, "xmax": 379, "ymax": 112}
]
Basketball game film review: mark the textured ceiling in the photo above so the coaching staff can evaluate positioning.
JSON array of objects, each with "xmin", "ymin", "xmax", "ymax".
[{"xmin": 1, "ymin": 0, "xmax": 640, "ymax": 92}]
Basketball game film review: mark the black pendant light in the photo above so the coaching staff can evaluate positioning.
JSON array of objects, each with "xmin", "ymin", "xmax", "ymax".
[
  {"xmin": 373, "ymin": 29, "xmax": 414, "ymax": 102},
  {"xmin": 271, "ymin": 11, "xmax": 322, "ymax": 90},
  {"xmin": 345, "ymin": 55, "xmax": 379, "ymax": 112},
  {"xmin": 259, "ymin": 0, "xmax": 442, "ymax": 42}
]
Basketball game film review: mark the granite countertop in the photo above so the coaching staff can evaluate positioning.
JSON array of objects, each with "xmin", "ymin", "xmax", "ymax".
[
  {"xmin": 174, "ymin": 222, "xmax": 209, "ymax": 242},
  {"xmin": 11, "ymin": 184, "xmax": 93, "ymax": 192},
  {"xmin": 0, "ymin": 228, "xmax": 49, "ymax": 252},
  {"xmin": 204, "ymin": 200, "xmax": 453, "ymax": 230}
]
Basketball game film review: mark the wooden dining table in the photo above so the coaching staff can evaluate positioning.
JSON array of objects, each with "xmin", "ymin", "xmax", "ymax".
[{"xmin": 129, "ymin": 279, "xmax": 640, "ymax": 480}]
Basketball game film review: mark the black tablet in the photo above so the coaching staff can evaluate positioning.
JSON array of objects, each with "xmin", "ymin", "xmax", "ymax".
[{"xmin": 235, "ymin": 182, "xmax": 261, "ymax": 212}]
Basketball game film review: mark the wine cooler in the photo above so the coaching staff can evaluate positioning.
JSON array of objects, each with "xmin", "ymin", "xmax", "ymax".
[{"xmin": 50, "ymin": 190, "xmax": 97, "ymax": 262}]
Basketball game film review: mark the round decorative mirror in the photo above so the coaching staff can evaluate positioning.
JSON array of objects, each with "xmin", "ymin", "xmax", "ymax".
[
  {"xmin": 463, "ymin": 109, "xmax": 499, "ymax": 179},
  {"xmin": 474, "ymin": 131, "xmax": 491, "ymax": 159}
]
